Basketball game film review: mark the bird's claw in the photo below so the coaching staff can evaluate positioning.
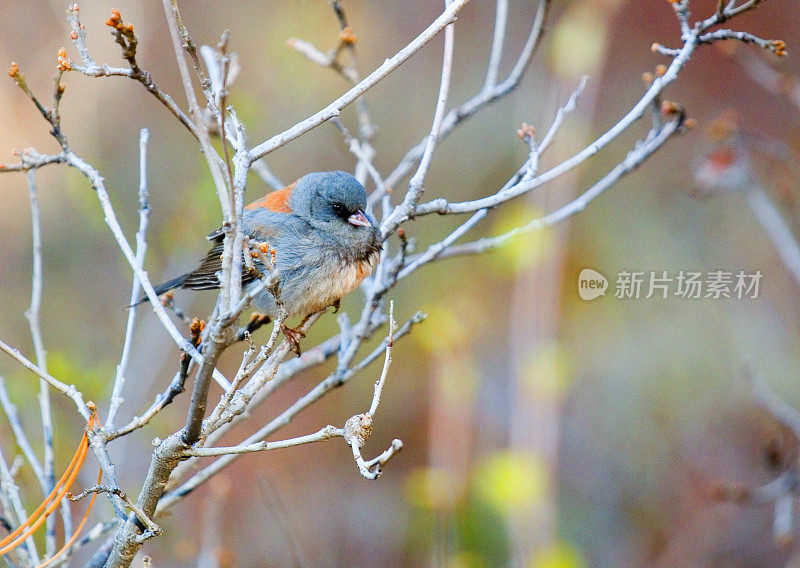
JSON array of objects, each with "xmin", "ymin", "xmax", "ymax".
[
  {"xmin": 281, "ymin": 323, "xmax": 306, "ymax": 356},
  {"xmin": 331, "ymin": 299, "xmax": 341, "ymax": 313}
]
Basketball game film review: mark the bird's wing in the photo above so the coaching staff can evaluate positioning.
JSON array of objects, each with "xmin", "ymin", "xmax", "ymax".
[
  {"xmin": 180, "ymin": 236, "xmax": 229, "ymax": 290},
  {"xmin": 182, "ymin": 217, "xmax": 284, "ymax": 291}
]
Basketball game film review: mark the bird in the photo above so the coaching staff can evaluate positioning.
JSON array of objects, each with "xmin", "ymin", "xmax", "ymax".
[{"xmin": 141, "ymin": 171, "xmax": 382, "ymax": 351}]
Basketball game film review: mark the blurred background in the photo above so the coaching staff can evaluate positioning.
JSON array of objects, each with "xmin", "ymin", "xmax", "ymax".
[{"xmin": 0, "ymin": 1, "xmax": 799, "ymax": 567}]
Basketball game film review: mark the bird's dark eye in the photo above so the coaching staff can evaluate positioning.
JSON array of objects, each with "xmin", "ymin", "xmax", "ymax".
[{"xmin": 331, "ymin": 203, "xmax": 346, "ymax": 217}]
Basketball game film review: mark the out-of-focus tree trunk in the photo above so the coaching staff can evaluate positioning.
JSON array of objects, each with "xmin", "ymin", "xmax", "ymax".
[{"xmin": 505, "ymin": 5, "xmax": 618, "ymax": 563}]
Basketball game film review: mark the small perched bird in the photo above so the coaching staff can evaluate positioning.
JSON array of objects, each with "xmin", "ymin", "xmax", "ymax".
[{"xmin": 144, "ymin": 171, "xmax": 382, "ymax": 347}]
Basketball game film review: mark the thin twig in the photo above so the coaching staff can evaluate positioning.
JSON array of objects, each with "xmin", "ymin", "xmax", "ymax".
[
  {"xmin": 68, "ymin": 486, "xmax": 161, "ymax": 539},
  {"xmin": 107, "ymin": 128, "xmax": 151, "ymax": 429},
  {"xmin": 0, "ymin": 340, "xmax": 90, "ymax": 419},
  {"xmin": 248, "ymin": 0, "xmax": 471, "ymax": 162},
  {"xmin": 484, "ymin": 0, "xmax": 508, "ymax": 89},
  {"xmin": 368, "ymin": 301, "xmax": 395, "ymax": 416},
  {"xmin": 159, "ymin": 312, "xmax": 424, "ymax": 510},
  {"xmin": 0, "ymin": 448, "xmax": 39, "ymax": 566},
  {"xmin": 428, "ymin": 115, "xmax": 684, "ymax": 261},
  {"xmin": 384, "ymin": 5, "xmax": 456, "ymax": 229},
  {"xmin": 23, "ymin": 170, "xmax": 63, "ymax": 556},
  {"xmin": 383, "ymin": 0, "xmax": 550, "ymax": 190},
  {"xmin": 184, "ymin": 425, "xmax": 342, "ymax": 457},
  {"xmin": 66, "ymin": 5, "xmax": 199, "ymax": 140}
]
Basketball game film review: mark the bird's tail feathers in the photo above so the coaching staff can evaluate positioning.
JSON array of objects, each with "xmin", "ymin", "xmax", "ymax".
[{"xmin": 129, "ymin": 274, "xmax": 188, "ymax": 308}]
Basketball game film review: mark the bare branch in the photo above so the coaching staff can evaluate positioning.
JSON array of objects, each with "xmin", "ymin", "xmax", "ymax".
[
  {"xmin": 66, "ymin": 5, "xmax": 199, "ymax": 140},
  {"xmin": 0, "ymin": 150, "xmax": 65, "ymax": 173},
  {"xmin": 64, "ymin": 150, "xmax": 231, "ymax": 391},
  {"xmin": 160, "ymin": 0, "xmax": 230, "ymax": 219},
  {"xmin": 159, "ymin": 312, "xmax": 424, "ymax": 510},
  {"xmin": 384, "ymin": 0, "xmax": 550, "ymax": 190},
  {"xmin": 0, "ymin": 339, "xmax": 90, "ymax": 420},
  {"xmin": 349, "ymin": 436, "xmax": 403, "ymax": 480},
  {"xmin": 23, "ymin": 170, "xmax": 63, "ymax": 556},
  {"xmin": 484, "ymin": 0, "xmax": 508, "ymax": 89},
  {"xmin": 184, "ymin": 425, "xmax": 342, "ymax": 457},
  {"xmin": 383, "ymin": 7, "xmax": 455, "ymax": 230},
  {"xmin": 107, "ymin": 128, "xmax": 151, "ymax": 429},
  {"xmin": 0, "ymin": 447, "xmax": 39, "ymax": 566},
  {"xmin": 698, "ymin": 29, "xmax": 786, "ymax": 54},
  {"xmin": 248, "ymin": 0, "xmax": 471, "ymax": 162},
  {"xmin": 68, "ymin": 486, "xmax": 161, "ymax": 540},
  {"xmin": 429, "ymin": 114, "xmax": 685, "ymax": 261},
  {"xmin": 368, "ymin": 302, "xmax": 395, "ymax": 416}
]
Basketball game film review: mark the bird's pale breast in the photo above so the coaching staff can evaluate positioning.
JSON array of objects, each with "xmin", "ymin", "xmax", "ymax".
[{"xmin": 298, "ymin": 252, "xmax": 378, "ymax": 315}]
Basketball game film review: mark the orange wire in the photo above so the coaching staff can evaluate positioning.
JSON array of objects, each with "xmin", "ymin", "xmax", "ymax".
[
  {"xmin": 0, "ymin": 414, "xmax": 95, "ymax": 557},
  {"xmin": 0, "ymin": 427, "xmax": 89, "ymax": 554},
  {"xmin": 32, "ymin": 467, "xmax": 103, "ymax": 568},
  {"xmin": 0, "ymin": 427, "xmax": 88, "ymax": 548}
]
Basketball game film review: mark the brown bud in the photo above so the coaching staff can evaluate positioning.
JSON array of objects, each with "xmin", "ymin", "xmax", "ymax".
[
  {"xmin": 642, "ymin": 71, "xmax": 654, "ymax": 85},
  {"xmin": 655, "ymin": 64, "xmax": 668, "ymax": 77},
  {"xmin": 189, "ymin": 318, "xmax": 205, "ymax": 345},
  {"xmin": 339, "ymin": 26, "xmax": 357, "ymax": 46},
  {"xmin": 683, "ymin": 117, "xmax": 697, "ymax": 130},
  {"xmin": 772, "ymin": 40, "xmax": 786, "ymax": 57},
  {"xmin": 661, "ymin": 100, "xmax": 679, "ymax": 115},
  {"xmin": 516, "ymin": 122, "xmax": 535, "ymax": 139},
  {"xmin": 7, "ymin": 62, "xmax": 18, "ymax": 77},
  {"xmin": 106, "ymin": 9, "xmax": 122, "ymax": 28},
  {"xmin": 70, "ymin": 31, "xmax": 78, "ymax": 40},
  {"xmin": 651, "ymin": 42, "xmax": 662, "ymax": 53},
  {"xmin": 57, "ymin": 47, "xmax": 71, "ymax": 71}
]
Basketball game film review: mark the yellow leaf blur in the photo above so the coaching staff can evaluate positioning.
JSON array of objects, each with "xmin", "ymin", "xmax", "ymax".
[
  {"xmin": 548, "ymin": 9, "xmax": 609, "ymax": 80},
  {"xmin": 529, "ymin": 542, "xmax": 586, "ymax": 568},
  {"xmin": 406, "ymin": 466, "xmax": 466, "ymax": 511},
  {"xmin": 490, "ymin": 206, "xmax": 554, "ymax": 275},
  {"xmin": 519, "ymin": 343, "xmax": 573, "ymax": 400},
  {"xmin": 473, "ymin": 451, "xmax": 548, "ymax": 514}
]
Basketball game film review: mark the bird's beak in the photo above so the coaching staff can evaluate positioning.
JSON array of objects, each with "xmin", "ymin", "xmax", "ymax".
[{"xmin": 347, "ymin": 210, "xmax": 371, "ymax": 227}]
